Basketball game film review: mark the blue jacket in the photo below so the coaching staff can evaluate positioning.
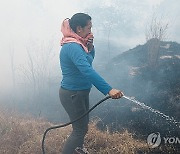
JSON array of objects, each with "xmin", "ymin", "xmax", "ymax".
[{"xmin": 60, "ymin": 42, "xmax": 112, "ymax": 95}]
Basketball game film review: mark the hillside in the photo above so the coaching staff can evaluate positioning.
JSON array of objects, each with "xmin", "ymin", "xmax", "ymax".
[
  {"xmin": 92, "ymin": 40, "xmax": 180, "ymax": 152},
  {"xmin": 110, "ymin": 41, "xmax": 180, "ymax": 118},
  {"xmin": 109, "ymin": 40, "xmax": 180, "ymax": 120}
]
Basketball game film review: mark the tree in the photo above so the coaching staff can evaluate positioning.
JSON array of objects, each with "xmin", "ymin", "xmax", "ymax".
[
  {"xmin": 18, "ymin": 38, "xmax": 58, "ymax": 116},
  {"xmin": 145, "ymin": 14, "xmax": 169, "ymax": 68},
  {"xmin": 9, "ymin": 43, "xmax": 16, "ymax": 90},
  {"xmin": 8, "ymin": 42, "xmax": 17, "ymax": 104}
]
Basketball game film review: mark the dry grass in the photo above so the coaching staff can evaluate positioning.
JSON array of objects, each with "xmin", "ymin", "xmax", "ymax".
[
  {"xmin": 0, "ymin": 109, "xmax": 149, "ymax": 154},
  {"xmin": 85, "ymin": 122, "xmax": 147, "ymax": 154}
]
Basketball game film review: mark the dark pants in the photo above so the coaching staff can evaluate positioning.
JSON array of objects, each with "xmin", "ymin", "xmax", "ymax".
[{"xmin": 59, "ymin": 87, "xmax": 90, "ymax": 154}]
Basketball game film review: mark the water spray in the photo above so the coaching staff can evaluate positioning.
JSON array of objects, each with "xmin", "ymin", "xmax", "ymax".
[
  {"xmin": 42, "ymin": 95, "xmax": 180, "ymax": 154},
  {"xmin": 123, "ymin": 95, "xmax": 180, "ymax": 127}
]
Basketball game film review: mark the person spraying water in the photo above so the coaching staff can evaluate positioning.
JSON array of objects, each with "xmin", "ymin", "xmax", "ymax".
[{"xmin": 59, "ymin": 13, "xmax": 123, "ymax": 154}]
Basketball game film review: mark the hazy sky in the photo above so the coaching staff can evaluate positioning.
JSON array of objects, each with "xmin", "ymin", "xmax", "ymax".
[{"xmin": 0, "ymin": 0, "xmax": 179, "ymax": 92}]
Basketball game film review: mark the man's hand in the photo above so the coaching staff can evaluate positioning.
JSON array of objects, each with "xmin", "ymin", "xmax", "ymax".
[{"xmin": 108, "ymin": 89, "xmax": 124, "ymax": 99}]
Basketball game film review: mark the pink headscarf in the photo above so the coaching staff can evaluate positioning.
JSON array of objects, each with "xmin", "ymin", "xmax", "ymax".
[{"xmin": 60, "ymin": 18, "xmax": 93, "ymax": 53}]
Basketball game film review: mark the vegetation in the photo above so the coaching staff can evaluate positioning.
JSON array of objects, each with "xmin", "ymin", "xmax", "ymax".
[{"xmin": 0, "ymin": 108, "xmax": 149, "ymax": 154}]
